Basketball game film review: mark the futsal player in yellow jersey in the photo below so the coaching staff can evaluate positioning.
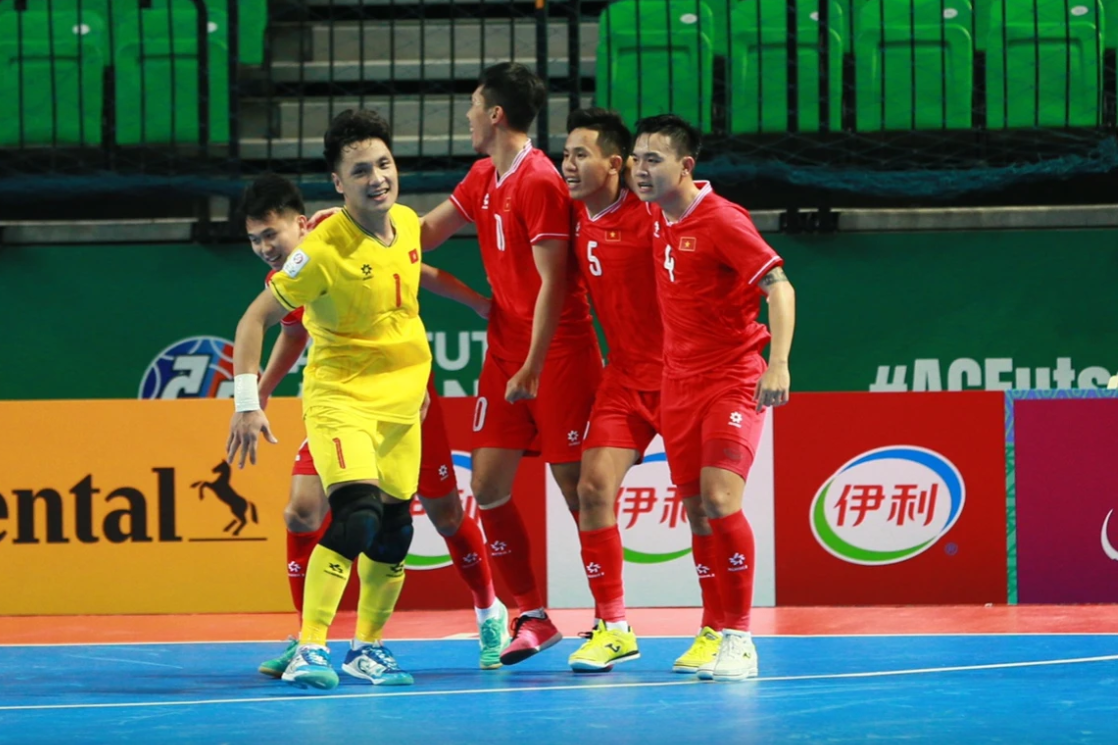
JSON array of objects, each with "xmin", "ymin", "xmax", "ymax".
[{"xmin": 227, "ymin": 110, "xmax": 430, "ymax": 691}]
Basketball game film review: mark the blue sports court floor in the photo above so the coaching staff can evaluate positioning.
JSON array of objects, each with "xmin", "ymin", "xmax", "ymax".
[{"xmin": 2, "ymin": 632, "xmax": 1117, "ymax": 743}]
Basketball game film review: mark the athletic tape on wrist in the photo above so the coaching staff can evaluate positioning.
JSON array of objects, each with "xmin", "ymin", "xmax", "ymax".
[{"xmin": 233, "ymin": 374, "xmax": 261, "ymax": 412}]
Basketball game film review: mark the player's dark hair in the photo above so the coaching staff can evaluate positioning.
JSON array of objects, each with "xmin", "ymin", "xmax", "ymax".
[
  {"xmin": 478, "ymin": 62, "xmax": 546, "ymax": 133},
  {"xmin": 635, "ymin": 114, "xmax": 702, "ymax": 160},
  {"xmin": 323, "ymin": 109, "xmax": 393, "ymax": 172},
  {"xmin": 240, "ymin": 173, "xmax": 306, "ymax": 222},
  {"xmin": 566, "ymin": 107, "xmax": 633, "ymax": 160}
]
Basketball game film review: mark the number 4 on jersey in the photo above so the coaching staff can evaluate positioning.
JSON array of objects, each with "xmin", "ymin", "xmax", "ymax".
[{"xmin": 664, "ymin": 244, "xmax": 675, "ymax": 282}]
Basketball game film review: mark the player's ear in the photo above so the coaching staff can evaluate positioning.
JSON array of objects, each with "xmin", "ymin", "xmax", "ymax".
[
  {"xmin": 681, "ymin": 155, "xmax": 697, "ymax": 177},
  {"xmin": 608, "ymin": 153, "xmax": 624, "ymax": 175},
  {"xmin": 331, "ymin": 172, "xmax": 344, "ymax": 195},
  {"xmin": 490, "ymin": 104, "xmax": 504, "ymax": 125},
  {"xmin": 295, "ymin": 214, "xmax": 309, "ymax": 231}
]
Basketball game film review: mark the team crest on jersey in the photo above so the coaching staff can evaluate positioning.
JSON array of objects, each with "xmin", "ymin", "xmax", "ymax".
[
  {"xmin": 139, "ymin": 336, "xmax": 236, "ymax": 399},
  {"xmin": 504, "ymin": 198, "xmax": 512, "ymax": 212},
  {"xmin": 606, "ymin": 229, "xmax": 621, "ymax": 242},
  {"xmin": 679, "ymin": 237, "xmax": 697, "ymax": 252},
  {"xmin": 283, "ymin": 249, "xmax": 309, "ymax": 277},
  {"xmin": 482, "ymin": 194, "xmax": 490, "ymax": 210},
  {"xmin": 409, "ymin": 249, "xmax": 420, "ymax": 263}
]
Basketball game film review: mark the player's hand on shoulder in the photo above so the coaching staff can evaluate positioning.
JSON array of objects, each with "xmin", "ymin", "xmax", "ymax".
[
  {"xmin": 754, "ymin": 362, "xmax": 790, "ymax": 413},
  {"xmin": 505, "ymin": 365, "xmax": 540, "ymax": 403},
  {"xmin": 308, "ymin": 206, "xmax": 342, "ymax": 231},
  {"xmin": 475, "ymin": 296, "xmax": 492, "ymax": 320},
  {"xmin": 226, "ymin": 410, "xmax": 279, "ymax": 469}
]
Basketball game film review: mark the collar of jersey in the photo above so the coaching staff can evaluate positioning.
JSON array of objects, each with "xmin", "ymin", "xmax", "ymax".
[
  {"xmin": 494, "ymin": 140, "xmax": 533, "ymax": 188},
  {"xmin": 587, "ymin": 188, "xmax": 630, "ymax": 222},
  {"xmin": 343, "ymin": 207, "xmax": 398, "ymax": 247},
  {"xmin": 664, "ymin": 181, "xmax": 713, "ymax": 226}
]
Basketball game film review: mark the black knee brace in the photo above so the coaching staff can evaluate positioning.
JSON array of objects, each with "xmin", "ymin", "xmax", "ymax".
[
  {"xmin": 364, "ymin": 499, "xmax": 414, "ymax": 566},
  {"xmin": 320, "ymin": 483, "xmax": 384, "ymax": 560}
]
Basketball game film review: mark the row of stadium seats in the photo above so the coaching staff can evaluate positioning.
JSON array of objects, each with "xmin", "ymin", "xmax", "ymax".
[
  {"xmin": 0, "ymin": 0, "xmax": 264, "ymax": 147},
  {"xmin": 598, "ymin": 0, "xmax": 1115, "ymax": 132}
]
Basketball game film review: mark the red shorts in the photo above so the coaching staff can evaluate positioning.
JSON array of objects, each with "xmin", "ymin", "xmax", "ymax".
[
  {"xmin": 660, "ymin": 356, "xmax": 767, "ymax": 496},
  {"xmin": 472, "ymin": 346, "xmax": 602, "ymax": 464},
  {"xmin": 583, "ymin": 366, "xmax": 661, "ymax": 457},
  {"xmin": 289, "ymin": 376, "xmax": 459, "ymax": 498}
]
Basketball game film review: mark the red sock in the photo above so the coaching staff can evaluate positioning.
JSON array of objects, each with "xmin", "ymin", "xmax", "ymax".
[
  {"xmin": 691, "ymin": 532, "xmax": 724, "ymax": 631},
  {"xmin": 443, "ymin": 513, "xmax": 497, "ymax": 609},
  {"xmin": 570, "ymin": 508, "xmax": 581, "ymax": 526},
  {"xmin": 580, "ymin": 525, "xmax": 626, "ymax": 622},
  {"xmin": 709, "ymin": 510, "xmax": 756, "ymax": 632},
  {"xmin": 478, "ymin": 499, "xmax": 543, "ymax": 613},
  {"xmin": 286, "ymin": 515, "xmax": 330, "ymax": 617}
]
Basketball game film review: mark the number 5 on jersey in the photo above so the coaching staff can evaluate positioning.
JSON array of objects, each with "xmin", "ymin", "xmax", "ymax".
[{"xmin": 587, "ymin": 240, "xmax": 602, "ymax": 277}]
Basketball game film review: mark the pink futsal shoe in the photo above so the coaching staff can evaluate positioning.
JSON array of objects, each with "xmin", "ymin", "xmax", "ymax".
[{"xmin": 499, "ymin": 613, "xmax": 563, "ymax": 666}]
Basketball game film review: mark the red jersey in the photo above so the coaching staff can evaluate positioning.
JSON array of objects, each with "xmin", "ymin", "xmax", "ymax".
[
  {"xmin": 265, "ymin": 269, "xmax": 305, "ymax": 328},
  {"xmin": 574, "ymin": 189, "xmax": 662, "ymax": 391},
  {"xmin": 649, "ymin": 182, "xmax": 783, "ymax": 379},
  {"xmin": 451, "ymin": 143, "xmax": 595, "ymax": 361}
]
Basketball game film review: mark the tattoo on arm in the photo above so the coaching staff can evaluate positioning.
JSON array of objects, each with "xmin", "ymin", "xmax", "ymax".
[{"xmin": 759, "ymin": 266, "xmax": 789, "ymax": 289}]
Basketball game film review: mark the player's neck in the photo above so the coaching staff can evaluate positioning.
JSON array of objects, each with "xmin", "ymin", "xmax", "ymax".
[
  {"xmin": 583, "ymin": 180, "xmax": 623, "ymax": 218},
  {"xmin": 345, "ymin": 206, "xmax": 395, "ymax": 245},
  {"xmin": 658, "ymin": 179, "xmax": 702, "ymax": 224},
  {"xmin": 488, "ymin": 130, "xmax": 531, "ymax": 179}
]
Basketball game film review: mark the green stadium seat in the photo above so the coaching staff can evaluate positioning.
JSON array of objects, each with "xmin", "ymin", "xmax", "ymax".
[
  {"xmin": 854, "ymin": 0, "xmax": 974, "ymax": 131},
  {"xmin": 234, "ymin": 0, "xmax": 268, "ymax": 66},
  {"xmin": 985, "ymin": 0, "xmax": 1104, "ymax": 128},
  {"xmin": 727, "ymin": 0, "xmax": 845, "ymax": 134},
  {"xmin": 0, "ymin": 8, "xmax": 106, "ymax": 146},
  {"xmin": 113, "ymin": 1, "xmax": 230, "ymax": 145},
  {"xmin": 596, "ymin": 0, "xmax": 716, "ymax": 131}
]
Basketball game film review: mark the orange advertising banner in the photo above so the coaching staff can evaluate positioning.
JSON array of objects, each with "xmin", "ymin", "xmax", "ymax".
[{"xmin": 0, "ymin": 399, "xmax": 307, "ymax": 614}]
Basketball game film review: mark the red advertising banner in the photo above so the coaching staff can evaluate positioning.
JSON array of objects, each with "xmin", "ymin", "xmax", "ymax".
[
  {"xmin": 774, "ymin": 392, "xmax": 1007, "ymax": 605},
  {"xmin": 395, "ymin": 396, "xmax": 548, "ymax": 610},
  {"xmin": 1015, "ymin": 398, "xmax": 1118, "ymax": 603}
]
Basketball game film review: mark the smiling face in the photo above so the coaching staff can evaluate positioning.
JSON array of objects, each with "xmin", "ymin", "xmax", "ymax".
[
  {"xmin": 466, "ymin": 86, "xmax": 498, "ymax": 155},
  {"xmin": 561, "ymin": 127, "xmax": 623, "ymax": 205},
  {"xmin": 630, "ymin": 132, "xmax": 693, "ymax": 205},
  {"xmin": 245, "ymin": 209, "xmax": 307, "ymax": 270},
  {"xmin": 332, "ymin": 137, "xmax": 398, "ymax": 215}
]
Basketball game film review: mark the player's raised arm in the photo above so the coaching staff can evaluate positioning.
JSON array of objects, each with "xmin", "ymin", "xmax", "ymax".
[
  {"xmin": 420, "ymin": 198, "xmax": 471, "ymax": 251},
  {"xmin": 228, "ymin": 289, "xmax": 289, "ymax": 467},
  {"xmin": 420, "ymin": 263, "xmax": 491, "ymax": 318},
  {"xmin": 258, "ymin": 322, "xmax": 309, "ymax": 407},
  {"xmin": 755, "ymin": 266, "xmax": 796, "ymax": 411},
  {"xmin": 505, "ymin": 237, "xmax": 568, "ymax": 403}
]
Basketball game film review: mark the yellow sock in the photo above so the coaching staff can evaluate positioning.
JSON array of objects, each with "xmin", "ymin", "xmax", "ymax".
[
  {"xmin": 354, "ymin": 556, "xmax": 406, "ymax": 644},
  {"xmin": 298, "ymin": 545, "xmax": 353, "ymax": 646}
]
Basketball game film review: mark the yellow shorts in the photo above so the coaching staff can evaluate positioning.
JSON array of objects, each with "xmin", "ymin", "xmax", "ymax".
[{"xmin": 303, "ymin": 405, "xmax": 421, "ymax": 499}]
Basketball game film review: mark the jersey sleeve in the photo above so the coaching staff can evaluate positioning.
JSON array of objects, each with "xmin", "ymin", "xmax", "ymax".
[
  {"xmin": 265, "ymin": 270, "xmax": 306, "ymax": 326},
  {"xmin": 450, "ymin": 163, "xmax": 486, "ymax": 223},
  {"xmin": 715, "ymin": 211, "xmax": 784, "ymax": 286},
  {"xmin": 518, "ymin": 171, "xmax": 572, "ymax": 245},
  {"xmin": 268, "ymin": 244, "xmax": 330, "ymax": 311}
]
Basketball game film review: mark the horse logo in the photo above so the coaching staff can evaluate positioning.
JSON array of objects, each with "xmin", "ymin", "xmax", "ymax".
[{"xmin": 191, "ymin": 461, "xmax": 259, "ymax": 536}]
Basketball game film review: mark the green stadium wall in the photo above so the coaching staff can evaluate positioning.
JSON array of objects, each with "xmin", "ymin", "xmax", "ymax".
[{"xmin": 1, "ymin": 229, "xmax": 1115, "ymax": 400}]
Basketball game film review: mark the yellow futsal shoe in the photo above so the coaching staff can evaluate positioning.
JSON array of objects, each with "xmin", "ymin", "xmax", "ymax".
[
  {"xmin": 568, "ymin": 621, "xmax": 640, "ymax": 673},
  {"xmin": 672, "ymin": 626, "xmax": 722, "ymax": 674}
]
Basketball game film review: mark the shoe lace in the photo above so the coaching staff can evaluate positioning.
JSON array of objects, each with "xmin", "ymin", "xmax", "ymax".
[
  {"xmin": 510, "ymin": 614, "xmax": 531, "ymax": 639},
  {"xmin": 480, "ymin": 617, "xmax": 505, "ymax": 647},
  {"xmin": 303, "ymin": 648, "xmax": 329, "ymax": 667},
  {"xmin": 368, "ymin": 646, "xmax": 400, "ymax": 671},
  {"xmin": 721, "ymin": 633, "xmax": 750, "ymax": 659}
]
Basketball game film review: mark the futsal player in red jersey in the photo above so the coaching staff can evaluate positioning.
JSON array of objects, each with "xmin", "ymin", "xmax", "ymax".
[
  {"xmin": 421, "ymin": 63, "xmax": 603, "ymax": 665},
  {"xmin": 632, "ymin": 115, "xmax": 797, "ymax": 682},
  {"xmin": 240, "ymin": 173, "xmax": 510, "ymax": 675}
]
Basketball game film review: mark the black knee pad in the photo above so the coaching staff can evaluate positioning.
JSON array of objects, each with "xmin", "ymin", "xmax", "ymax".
[
  {"xmin": 364, "ymin": 499, "xmax": 414, "ymax": 566},
  {"xmin": 320, "ymin": 483, "xmax": 384, "ymax": 560}
]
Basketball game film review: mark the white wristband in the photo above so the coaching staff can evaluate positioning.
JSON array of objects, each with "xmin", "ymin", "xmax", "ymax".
[{"xmin": 234, "ymin": 374, "xmax": 261, "ymax": 412}]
